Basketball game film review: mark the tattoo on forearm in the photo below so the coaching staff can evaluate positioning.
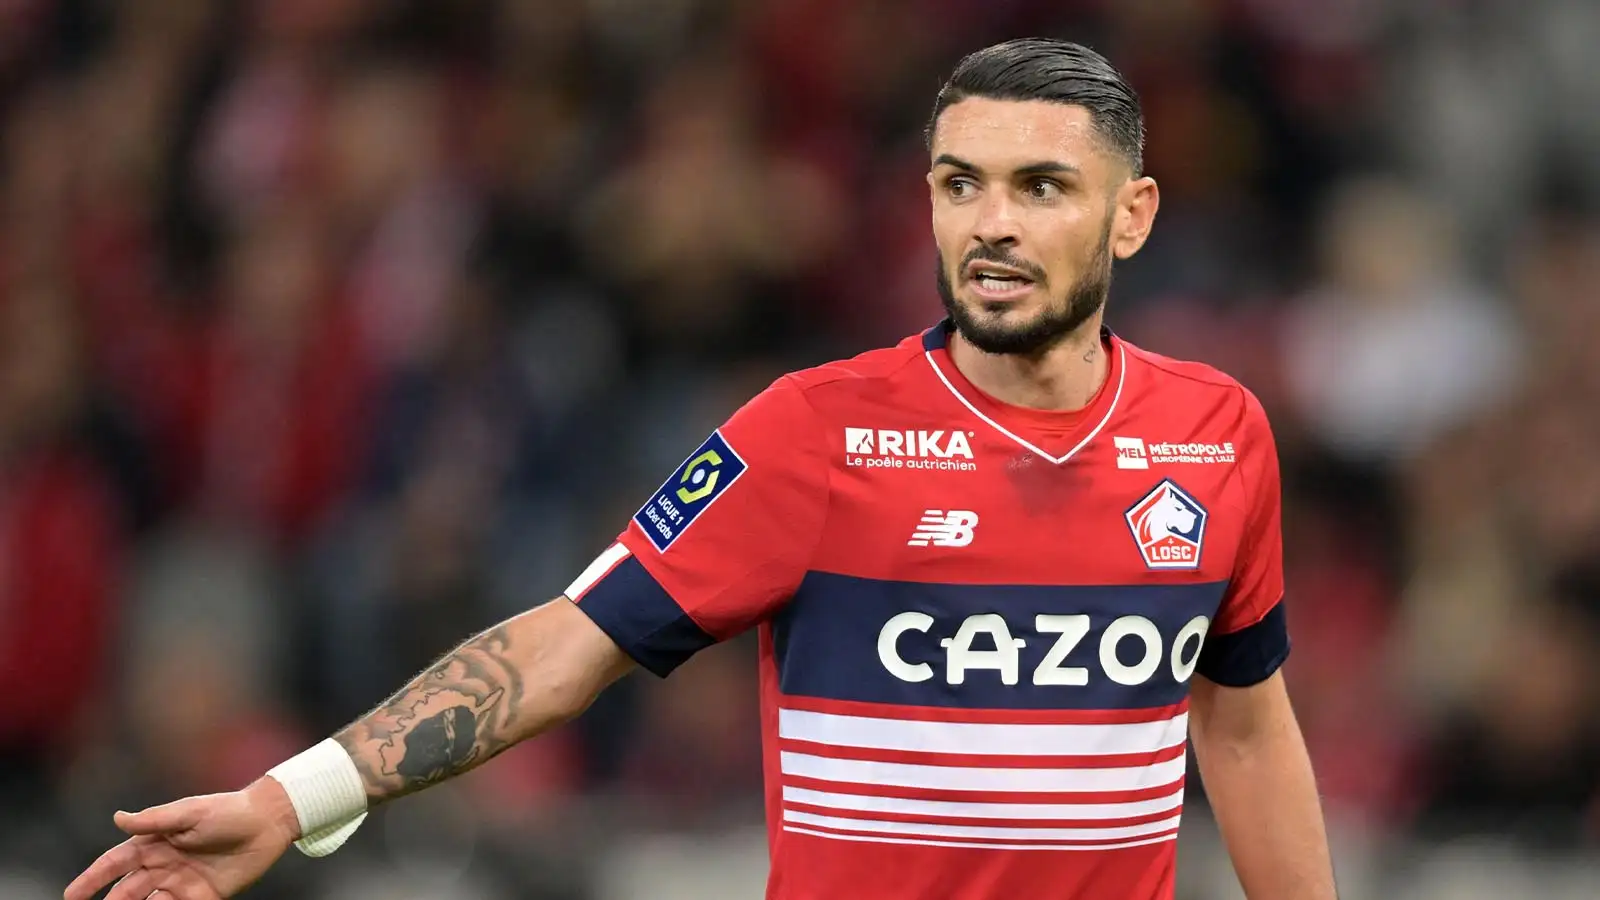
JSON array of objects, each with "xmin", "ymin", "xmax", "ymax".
[{"xmin": 334, "ymin": 623, "xmax": 526, "ymax": 800}]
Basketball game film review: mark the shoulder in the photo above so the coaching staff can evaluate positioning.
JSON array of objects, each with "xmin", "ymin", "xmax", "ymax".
[
  {"xmin": 783, "ymin": 339, "xmax": 925, "ymax": 394},
  {"xmin": 1121, "ymin": 338, "xmax": 1250, "ymax": 397},
  {"xmin": 759, "ymin": 336, "xmax": 928, "ymax": 415},
  {"xmin": 731, "ymin": 337, "xmax": 925, "ymax": 437},
  {"xmin": 1120, "ymin": 337, "xmax": 1270, "ymax": 434}
]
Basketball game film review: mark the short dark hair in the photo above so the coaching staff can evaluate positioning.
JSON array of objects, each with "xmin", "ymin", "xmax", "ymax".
[{"xmin": 927, "ymin": 38, "xmax": 1144, "ymax": 176}]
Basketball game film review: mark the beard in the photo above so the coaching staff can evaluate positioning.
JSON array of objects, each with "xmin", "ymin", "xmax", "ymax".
[{"xmin": 936, "ymin": 219, "xmax": 1114, "ymax": 357}]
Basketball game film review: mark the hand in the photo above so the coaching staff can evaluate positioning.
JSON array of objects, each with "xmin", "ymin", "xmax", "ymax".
[{"xmin": 64, "ymin": 779, "xmax": 302, "ymax": 900}]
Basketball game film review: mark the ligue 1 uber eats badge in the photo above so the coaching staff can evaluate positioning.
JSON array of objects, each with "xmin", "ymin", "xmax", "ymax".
[{"xmin": 635, "ymin": 431, "xmax": 748, "ymax": 552}]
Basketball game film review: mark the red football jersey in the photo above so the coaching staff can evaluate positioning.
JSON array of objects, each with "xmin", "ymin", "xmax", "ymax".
[{"xmin": 566, "ymin": 321, "xmax": 1289, "ymax": 900}]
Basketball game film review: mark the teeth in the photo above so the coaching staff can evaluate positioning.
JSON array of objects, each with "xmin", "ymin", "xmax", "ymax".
[{"xmin": 977, "ymin": 274, "xmax": 1024, "ymax": 288}]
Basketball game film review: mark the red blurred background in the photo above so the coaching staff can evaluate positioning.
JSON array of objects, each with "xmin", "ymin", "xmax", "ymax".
[{"xmin": 2, "ymin": 1, "xmax": 1599, "ymax": 897}]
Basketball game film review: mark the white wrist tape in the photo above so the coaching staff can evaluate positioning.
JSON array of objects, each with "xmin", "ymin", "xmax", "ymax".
[{"xmin": 266, "ymin": 739, "xmax": 370, "ymax": 857}]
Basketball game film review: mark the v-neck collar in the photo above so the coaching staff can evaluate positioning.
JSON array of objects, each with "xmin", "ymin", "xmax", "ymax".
[{"xmin": 920, "ymin": 319, "xmax": 1126, "ymax": 465}]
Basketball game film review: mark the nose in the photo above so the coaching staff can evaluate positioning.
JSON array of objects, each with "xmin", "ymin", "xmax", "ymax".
[{"xmin": 971, "ymin": 190, "xmax": 1021, "ymax": 249}]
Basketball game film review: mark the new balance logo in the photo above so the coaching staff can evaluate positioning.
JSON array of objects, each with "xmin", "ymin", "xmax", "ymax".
[{"xmin": 907, "ymin": 510, "xmax": 979, "ymax": 547}]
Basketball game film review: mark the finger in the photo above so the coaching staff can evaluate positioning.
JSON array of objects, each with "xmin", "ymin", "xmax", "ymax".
[
  {"xmin": 115, "ymin": 799, "xmax": 204, "ymax": 836},
  {"xmin": 64, "ymin": 838, "xmax": 143, "ymax": 900},
  {"xmin": 130, "ymin": 869, "xmax": 212, "ymax": 900},
  {"xmin": 103, "ymin": 868, "xmax": 157, "ymax": 900}
]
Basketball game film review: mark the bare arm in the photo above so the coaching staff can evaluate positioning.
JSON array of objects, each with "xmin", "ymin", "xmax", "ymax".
[
  {"xmin": 1189, "ymin": 671, "xmax": 1336, "ymax": 900},
  {"xmin": 333, "ymin": 596, "xmax": 634, "ymax": 804},
  {"xmin": 65, "ymin": 597, "xmax": 634, "ymax": 900}
]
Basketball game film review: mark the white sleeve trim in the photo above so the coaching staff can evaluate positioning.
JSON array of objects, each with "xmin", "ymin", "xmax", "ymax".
[{"xmin": 564, "ymin": 542, "xmax": 632, "ymax": 601}]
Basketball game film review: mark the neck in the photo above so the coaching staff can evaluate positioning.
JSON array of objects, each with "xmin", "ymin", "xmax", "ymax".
[{"xmin": 947, "ymin": 314, "xmax": 1110, "ymax": 411}]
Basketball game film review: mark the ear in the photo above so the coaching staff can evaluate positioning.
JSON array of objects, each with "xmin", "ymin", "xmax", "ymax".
[{"xmin": 1111, "ymin": 176, "xmax": 1160, "ymax": 260}]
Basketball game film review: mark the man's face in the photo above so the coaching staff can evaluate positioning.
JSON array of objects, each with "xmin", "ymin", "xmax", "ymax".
[{"xmin": 929, "ymin": 98, "xmax": 1123, "ymax": 356}]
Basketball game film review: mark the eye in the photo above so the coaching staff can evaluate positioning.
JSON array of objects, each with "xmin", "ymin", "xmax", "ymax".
[
  {"xmin": 946, "ymin": 176, "xmax": 977, "ymax": 199},
  {"xmin": 1027, "ymin": 178, "xmax": 1062, "ymax": 201}
]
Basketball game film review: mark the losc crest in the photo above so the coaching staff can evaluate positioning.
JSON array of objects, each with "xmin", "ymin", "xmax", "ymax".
[{"xmin": 1125, "ymin": 480, "xmax": 1207, "ymax": 569}]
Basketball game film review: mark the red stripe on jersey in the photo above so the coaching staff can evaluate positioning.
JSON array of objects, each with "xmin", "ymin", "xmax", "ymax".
[
  {"xmin": 780, "ymin": 774, "xmax": 1186, "ymax": 806},
  {"xmin": 779, "ymin": 694, "xmax": 1189, "ymax": 725},
  {"xmin": 778, "ymin": 737, "xmax": 1189, "ymax": 770},
  {"xmin": 784, "ymin": 819, "xmax": 1183, "ymax": 848},
  {"xmin": 781, "ymin": 801, "xmax": 1181, "ymax": 832}
]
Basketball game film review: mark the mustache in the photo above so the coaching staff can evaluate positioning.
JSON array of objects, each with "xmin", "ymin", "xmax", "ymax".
[{"xmin": 959, "ymin": 244, "xmax": 1047, "ymax": 283}]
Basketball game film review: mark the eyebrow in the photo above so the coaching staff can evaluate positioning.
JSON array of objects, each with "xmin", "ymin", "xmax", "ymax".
[{"xmin": 932, "ymin": 154, "xmax": 1080, "ymax": 179}]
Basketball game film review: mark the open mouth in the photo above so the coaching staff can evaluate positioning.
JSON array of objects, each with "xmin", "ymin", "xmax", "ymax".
[{"xmin": 966, "ymin": 262, "xmax": 1036, "ymax": 300}]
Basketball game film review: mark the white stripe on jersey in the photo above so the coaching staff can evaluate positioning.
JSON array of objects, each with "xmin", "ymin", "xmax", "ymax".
[
  {"xmin": 779, "ymin": 707, "xmax": 1188, "ymax": 757},
  {"xmin": 782, "ymin": 785, "xmax": 1185, "ymax": 822},
  {"xmin": 780, "ymin": 825, "xmax": 1179, "ymax": 853},
  {"xmin": 779, "ymin": 751, "xmax": 1187, "ymax": 794}
]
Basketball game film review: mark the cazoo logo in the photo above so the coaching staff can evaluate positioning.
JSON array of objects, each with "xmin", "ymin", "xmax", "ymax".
[{"xmin": 877, "ymin": 611, "xmax": 1211, "ymax": 687}]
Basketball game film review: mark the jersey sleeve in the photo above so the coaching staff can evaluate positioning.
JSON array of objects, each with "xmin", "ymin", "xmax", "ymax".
[
  {"xmin": 1196, "ymin": 388, "xmax": 1291, "ymax": 687},
  {"xmin": 563, "ymin": 376, "xmax": 829, "ymax": 677}
]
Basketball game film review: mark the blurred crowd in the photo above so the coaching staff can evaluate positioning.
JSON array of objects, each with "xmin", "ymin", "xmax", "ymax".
[{"xmin": 2, "ymin": 1, "xmax": 1599, "ymax": 898}]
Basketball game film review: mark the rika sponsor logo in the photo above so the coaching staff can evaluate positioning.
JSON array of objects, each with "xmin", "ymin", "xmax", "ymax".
[
  {"xmin": 844, "ymin": 427, "xmax": 977, "ymax": 472},
  {"xmin": 1125, "ymin": 480, "xmax": 1208, "ymax": 569},
  {"xmin": 1115, "ymin": 436, "xmax": 1236, "ymax": 467}
]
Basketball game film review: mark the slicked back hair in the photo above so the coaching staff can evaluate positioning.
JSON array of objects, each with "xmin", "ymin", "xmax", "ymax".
[{"xmin": 928, "ymin": 38, "xmax": 1144, "ymax": 176}]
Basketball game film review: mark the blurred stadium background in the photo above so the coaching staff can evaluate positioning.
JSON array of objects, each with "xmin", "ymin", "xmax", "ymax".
[{"xmin": 2, "ymin": 1, "xmax": 1599, "ymax": 897}]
